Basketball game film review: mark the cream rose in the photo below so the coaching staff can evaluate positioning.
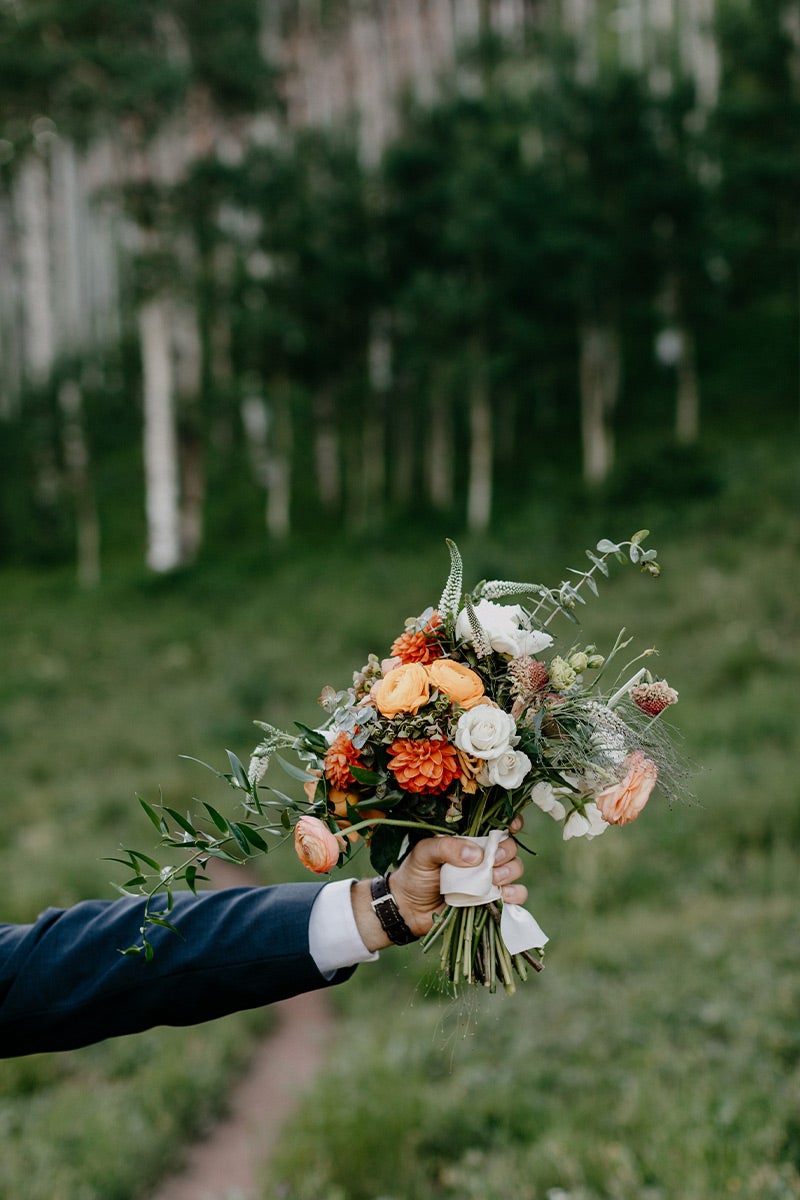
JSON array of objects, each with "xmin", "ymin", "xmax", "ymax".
[
  {"xmin": 455, "ymin": 599, "xmax": 553, "ymax": 658},
  {"xmin": 595, "ymin": 750, "xmax": 657, "ymax": 826},
  {"xmin": 373, "ymin": 662, "xmax": 431, "ymax": 717},
  {"xmin": 426, "ymin": 658, "xmax": 485, "ymax": 710},
  {"xmin": 454, "ymin": 705, "xmax": 517, "ymax": 760},
  {"xmin": 477, "ymin": 748, "xmax": 532, "ymax": 789}
]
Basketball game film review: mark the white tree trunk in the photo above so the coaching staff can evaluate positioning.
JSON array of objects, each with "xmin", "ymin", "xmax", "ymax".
[
  {"xmin": 579, "ymin": 323, "xmax": 620, "ymax": 486},
  {"xmin": 16, "ymin": 153, "xmax": 55, "ymax": 384},
  {"xmin": 59, "ymin": 380, "xmax": 101, "ymax": 588},
  {"xmin": 140, "ymin": 296, "xmax": 183, "ymax": 572}
]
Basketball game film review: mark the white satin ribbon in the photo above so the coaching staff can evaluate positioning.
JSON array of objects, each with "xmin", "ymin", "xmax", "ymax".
[{"xmin": 439, "ymin": 829, "xmax": 548, "ymax": 955}]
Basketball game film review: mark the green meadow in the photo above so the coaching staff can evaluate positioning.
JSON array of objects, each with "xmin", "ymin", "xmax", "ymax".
[{"xmin": 1, "ymin": 432, "xmax": 798, "ymax": 1199}]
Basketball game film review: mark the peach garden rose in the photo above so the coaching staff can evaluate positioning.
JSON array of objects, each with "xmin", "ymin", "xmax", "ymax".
[{"xmin": 595, "ymin": 750, "xmax": 658, "ymax": 826}]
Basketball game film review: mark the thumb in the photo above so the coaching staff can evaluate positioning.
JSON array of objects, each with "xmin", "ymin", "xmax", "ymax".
[{"xmin": 422, "ymin": 835, "xmax": 483, "ymax": 869}]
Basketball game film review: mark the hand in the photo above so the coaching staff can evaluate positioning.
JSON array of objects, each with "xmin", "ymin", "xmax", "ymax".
[{"xmin": 350, "ymin": 817, "xmax": 527, "ymax": 951}]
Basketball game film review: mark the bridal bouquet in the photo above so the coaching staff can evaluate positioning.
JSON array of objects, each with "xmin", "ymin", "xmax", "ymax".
[{"xmin": 121, "ymin": 534, "xmax": 681, "ymax": 994}]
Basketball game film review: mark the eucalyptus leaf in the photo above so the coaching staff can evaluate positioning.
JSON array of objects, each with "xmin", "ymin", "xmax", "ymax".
[
  {"xmin": 164, "ymin": 807, "xmax": 197, "ymax": 837},
  {"xmin": 137, "ymin": 795, "xmax": 164, "ymax": 833},
  {"xmin": 226, "ymin": 750, "xmax": 250, "ymax": 790},
  {"xmin": 203, "ymin": 803, "xmax": 229, "ymax": 833},
  {"xmin": 294, "ymin": 722, "xmax": 329, "ymax": 752},
  {"xmin": 229, "ymin": 822, "xmax": 252, "ymax": 856},
  {"xmin": 276, "ymin": 755, "xmax": 319, "ymax": 785}
]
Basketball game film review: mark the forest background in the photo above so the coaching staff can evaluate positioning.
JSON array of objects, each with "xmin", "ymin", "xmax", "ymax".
[{"xmin": 1, "ymin": 1, "xmax": 799, "ymax": 1198}]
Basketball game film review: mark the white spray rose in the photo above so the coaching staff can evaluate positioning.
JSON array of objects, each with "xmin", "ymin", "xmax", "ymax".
[
  {"xmin": 563, "ymin": 802, "xmax": 608, "ymax": 841},
  {"xmin": 530, "ymin": 781, "xmax": 567, "ymax": 822},
  {"xmin": 455, "ymin": 599, "xmax": 553, "ymax": 658},
  {"xmin": 455, "ymin": 705, "xmax": 517, "ymax": 760},
  {"xmin": 477, "ymin": 748, "xmax": 532, "ymax": 790}
]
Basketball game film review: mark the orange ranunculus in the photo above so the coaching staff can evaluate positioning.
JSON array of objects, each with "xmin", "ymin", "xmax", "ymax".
[
  {"xmin": 373, "ymin": 662, "xmax": 431, "ymax": 717},
  {"xmin": 294, "ymin": 815, "xmax": 341, "ymax": 873},
  {"xmin": 595, "ymin": 750, "xmax": 658, "ymax": 826},
  {"xmin": 390, "ymin": 611, "xmax": 444, "ymax": 665},
  {"xmin": 324, "ymin": 732, "xmax": 364, "ymax": 790},
  {"xmin": 327, "ymin": 787, "xmax": 385, "ymax": 843},
  {"xmin": 387, "ymin": 738, "xmax": 460, "ymax": 794},
  {"xmin": 303, "ymin": 770, "xmax": 322, "ymax": 804},
  {"xmin": 426, "ymin": 658, "xmax": 485, "ymax": 710}
]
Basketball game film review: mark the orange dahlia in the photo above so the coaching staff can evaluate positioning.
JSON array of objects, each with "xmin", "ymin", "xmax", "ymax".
[
  {"xmin": 324, "ymin": 732, "xmax": 364, "ymax": 790},
  {"xmin": 387, "ymin": 737, "xmax": 460, "ymax": 794},
  {"xmin": 390, "ymin": 611, "xmax": 444, "ymax": 665}
]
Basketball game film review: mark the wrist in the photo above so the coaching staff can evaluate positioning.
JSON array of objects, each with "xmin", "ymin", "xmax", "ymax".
[
  {"xmin": 369, "ymin": 875, "xmax": 420, "ymax": 945},
  {"xmin": 350, "ymin": 879, "xmax": 391, "ymax": 953}
]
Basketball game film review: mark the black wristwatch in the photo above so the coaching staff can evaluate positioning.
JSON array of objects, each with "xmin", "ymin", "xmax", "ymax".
[{"xmin": 369, "ymin": 874, "xmax": 419, "ymax": 945}]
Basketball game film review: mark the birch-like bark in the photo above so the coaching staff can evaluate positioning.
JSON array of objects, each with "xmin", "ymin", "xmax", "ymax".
[
  {"xmin": 140, "ymin": 296, "xmax": 183, "ymax": 572},
  {"xmin": 59, "ymin": 380, "xmax": 101, "ymax": 588},
  {"xmin": 16, "ymin": 153, "xmax": 55, "ymax": 384},
  {"xmin": 579, "ymin": 322, "xmax": 620, "ymax": 486}
]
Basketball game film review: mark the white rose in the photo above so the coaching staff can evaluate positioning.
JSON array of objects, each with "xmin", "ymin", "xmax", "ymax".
[
  {"xmin": 455, "ymin": 705, "xmax": 517, "ymax": 760},
  {"xmin": 455, "ymin": 599, "xmax": 553, "ymax": 659},
  {"xmin": 563, "ymin": 802, "xmax": 609, "ymax": 841},
  {"xmin": 530, "ymin": 781, "xmax": 567, "ymax": 822},
  {"xmin": 478, "ymin": 749, "xmax": 532, "ymax": 790}
]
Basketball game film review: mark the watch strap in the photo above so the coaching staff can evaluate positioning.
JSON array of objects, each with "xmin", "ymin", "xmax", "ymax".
[{"xmin": 370, "ymin": 874, "xmax": 419, "ymax": 945}]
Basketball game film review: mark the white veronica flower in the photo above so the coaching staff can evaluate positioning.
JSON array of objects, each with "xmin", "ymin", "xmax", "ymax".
[{"xmin": 455, "ymin": 599, "xmax": 553, "ymax": 659}]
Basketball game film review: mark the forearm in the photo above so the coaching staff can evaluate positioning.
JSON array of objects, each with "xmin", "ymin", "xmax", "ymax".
[{"xmin": 0, "ymin": 884, "xmax": 348, "ymax": 1058}]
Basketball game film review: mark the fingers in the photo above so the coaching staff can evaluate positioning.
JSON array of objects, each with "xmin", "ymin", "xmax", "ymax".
[{"xmin": 499, "ymin": 882, "xmax": 528, "ymax": 906}]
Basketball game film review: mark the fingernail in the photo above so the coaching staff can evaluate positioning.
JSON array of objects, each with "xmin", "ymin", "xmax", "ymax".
[{"xmin": 461, "ymin": 845, "xmax": 482, "ymax": 864}]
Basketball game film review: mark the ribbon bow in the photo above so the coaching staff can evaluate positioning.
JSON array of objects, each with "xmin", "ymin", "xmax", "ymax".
[{"xmin": 439, "ymin": 829, "xmax": 548, "ymax": 956}]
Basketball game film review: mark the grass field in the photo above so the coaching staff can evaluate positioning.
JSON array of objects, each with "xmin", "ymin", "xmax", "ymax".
[{"xmin": 1, "ymin": 431, "xmax": 798, "ymax": 1199}]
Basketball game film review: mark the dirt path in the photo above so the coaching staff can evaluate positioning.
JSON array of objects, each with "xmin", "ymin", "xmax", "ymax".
[{"xmin": 147, "ymin": 863, "xmax": 335, "ymax": 1200}]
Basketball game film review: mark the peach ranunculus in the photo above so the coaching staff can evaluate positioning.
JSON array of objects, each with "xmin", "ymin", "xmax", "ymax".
[
  {"xmin": 426, "ymin": 657, "xmax": 485, "ymax": 710},
  {"xmin": 327, "ymin": 788, "xmax": 385, "ymax": 843},
  {"xmin": 373, "ymin": 662, "xmax": 431, "ymax": 717},
  {"xmin": 595, "ymin": 750, "xmax": 658, "ymax": 826},
  {"xmin": 387, "ymin": 738, "xmax": 460, "ymax": 794},
  {"xmin": 294, "ymin": 815, "xmax": 341, "ymax": 873}
]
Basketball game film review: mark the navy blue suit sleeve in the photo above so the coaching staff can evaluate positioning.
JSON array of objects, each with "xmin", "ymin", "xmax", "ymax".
[{"xmin": 0, "ymin": 883, "xmax": 354, "ymax": 1058}]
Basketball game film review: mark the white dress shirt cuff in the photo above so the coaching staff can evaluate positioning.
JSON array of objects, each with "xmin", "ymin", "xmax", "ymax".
[{"xmin": 308, "ymin": 879, "xmax": 379, "ymax": 976}]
